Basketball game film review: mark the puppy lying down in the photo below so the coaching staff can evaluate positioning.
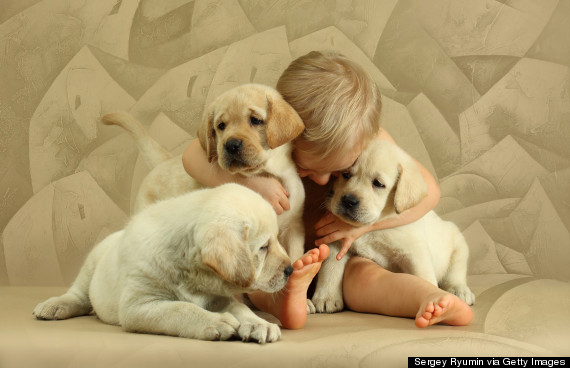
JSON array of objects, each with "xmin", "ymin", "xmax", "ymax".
[
  {"xmin": 34, "ymin": 184, "xmax": 293, "ymax": 343},
  {"xmin": 311, "ymin": 140, "xmax": 475, "ymax": 313}
]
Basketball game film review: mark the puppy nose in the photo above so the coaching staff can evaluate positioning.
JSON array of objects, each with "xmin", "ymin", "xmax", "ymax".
[
  {"xmin": 284, "ymin": 265, "xmax": 294, "ymax": 277},
  {"xmin": 341, "ymin": 194, "xmax": 360, "ymax": 209},
  {"xmin": 225, "ymin": 139, "xmax": 242, "ymax": 155}
]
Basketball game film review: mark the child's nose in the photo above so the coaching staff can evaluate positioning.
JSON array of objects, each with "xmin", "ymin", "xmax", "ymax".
[
  {"xmin": 297, "ymin": 168, "xmax": 311, "ymax": 177},
  {"xmin": 310, "ymin": 173, "xmax": 331, "ymax": 186}
]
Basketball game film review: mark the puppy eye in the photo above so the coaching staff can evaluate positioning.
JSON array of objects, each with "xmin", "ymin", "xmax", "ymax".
[
  {"xmin": 373, "ymin": 179, "xmax": 385, "ymax": 188},
  {"xmin": 342, "ymin": 172, "xmax": 352, "ymax": 180},
  {"xmin": 260, "ymin": 244, "xmax": 269, "ymax": 251},
  {"xmin": 217, "ymin": 122, "xmax": 226, "ymax": 131},
  {"xmin": 250, "ymin": 116, "xmax": 264, "ymax": 126}
]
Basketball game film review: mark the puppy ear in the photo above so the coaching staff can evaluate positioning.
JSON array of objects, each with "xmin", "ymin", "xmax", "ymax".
[
  {"xmin": 393, "ymin": 158, "xmax": 428, "ymax": 215},
  {"xmin": 265, "ymin": 94, "xmax": 305, "ymax": 149},
  {"xmin": 200, "ymin": 224, "xmax": 255, "ymax": 288},
  {"xmin": 197, "ymin": 104, "xmax": 218, "ymax": 163}
]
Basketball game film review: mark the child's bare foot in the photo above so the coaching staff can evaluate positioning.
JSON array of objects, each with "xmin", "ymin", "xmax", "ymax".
[
  {"xmin": 273, "ymin": 244, "xmax": 329, "ymax": 329},
  {"xmin": 415, "ymin": 291, "xmax": 473, "ymax": 328}
]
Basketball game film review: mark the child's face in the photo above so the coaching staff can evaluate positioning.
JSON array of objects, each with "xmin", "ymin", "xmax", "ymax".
[{"xmin": 293, "ymin": 137, "xmax": 362, "ymax": 186}]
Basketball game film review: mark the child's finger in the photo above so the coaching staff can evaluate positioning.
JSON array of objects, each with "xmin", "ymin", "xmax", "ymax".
[
  {"xmin": 273, "ymin": 203, "xmax": 284, "ymax": 215},
  {"xmin": 279, "ymin": 196, "xmax": 290, "ymax": 211},
  {"xmin": 314, "ymin": 231, "xmax": 340, "ymax": 247},
  {"xmin": 314, "ymin": 212, "xmax": 335, "ymax": 230},
  {"xmin": 336, "ymin": 239, "xmax": 353, "ymax": 260},
  {"xmin": 314, "ymin": 223, "xmax": 337, "ymax": 237}
]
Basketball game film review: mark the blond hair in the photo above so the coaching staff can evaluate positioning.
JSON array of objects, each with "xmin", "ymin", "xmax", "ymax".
[{"xmin": 276, "ymin": 51, "xmax": 381, "ymax": 159}]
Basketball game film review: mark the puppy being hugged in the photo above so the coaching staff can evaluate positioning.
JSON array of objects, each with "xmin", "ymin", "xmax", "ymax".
[
  {"xmin": 34, "ymin": 184, "xmax": 293, "ymax": 343},
  {"xmin": 311, "ymin": 140, "xmax": 475, "ymax": 313},
  {"xmin": 101, "ymin": 83, "xmax": 305, "ymax": 261}
]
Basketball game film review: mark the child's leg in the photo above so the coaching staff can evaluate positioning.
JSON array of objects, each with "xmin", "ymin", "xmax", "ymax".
[
  {"xmin": 342, "ymin": 256, "xmax": 473, "ymax": 328},
  {"xmin": 248, "ymin": 244, "xmax": 330, "ymax": 330}
]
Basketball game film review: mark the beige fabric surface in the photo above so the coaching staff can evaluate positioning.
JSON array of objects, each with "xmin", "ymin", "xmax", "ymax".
[
  {"xmin": 2, "ymin": 274, "xmax": 569, "ymax": 368},
  {"xmin": 1, "ymin": 0, "xmax": 569, "ymax": 365}
]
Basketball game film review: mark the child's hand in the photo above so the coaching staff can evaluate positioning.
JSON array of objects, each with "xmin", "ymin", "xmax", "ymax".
[
  {"xmin": 245, "ymin": 176, "xmax": 290, "ymax": 215},
  {"xmin": 314, "ymin": 212, "xmax": 368, "ymax": 260}
]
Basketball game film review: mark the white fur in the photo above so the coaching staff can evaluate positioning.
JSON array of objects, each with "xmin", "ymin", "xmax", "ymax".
[
  {"xmin": 311, "ymin": 140, "xmax": 475, "ymax": 313},
  {"xmin": 33, "ymin": 184, "xmax": 292, "ymax": 343}
]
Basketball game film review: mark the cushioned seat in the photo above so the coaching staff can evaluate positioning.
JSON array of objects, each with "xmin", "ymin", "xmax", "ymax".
[{"xmin": 2, "ymin": 273, "xmax": 568, "ymax": 367}]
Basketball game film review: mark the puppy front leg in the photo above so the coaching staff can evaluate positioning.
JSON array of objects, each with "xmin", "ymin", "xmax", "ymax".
[
  {"xmin": 225, "ymin": 299, "xmax": 280, "ymax": 343},
  {"xmin": 441, "ymin": 234, "xmax": 475, "ymax": 305},
  {"xmin": 311, "ymin": 242, "xmax": 348, "ymax": 313},
  {"xmin": 279, "ymin": 221, "xmax": 305, "ymax": 262},
  {"xmin": 121, "ymin": 299, "xmax": 239, "ymax": 341}
]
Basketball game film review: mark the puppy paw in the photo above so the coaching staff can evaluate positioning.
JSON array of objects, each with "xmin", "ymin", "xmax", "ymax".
[
  {"xmin": 201, "ymin": 312, "xmax": 240, "ymax": 341},
  {"xmin": 446, "ymin": 284, "xmax": 476, "ymax": 306},
  {"xmin": 306, "ymin": 299, "xmax": 316, "ymax": 314},
  {"xmin": 238, "ymin": 320, "xmax": 281, "ymax": 344},
  {"xmin": 33, "ymin": 295, "xmax": 91, "ymax": 320},
  {"xmin": 311, "ymin": 295, "xmax": 344, "ymax": 313}
]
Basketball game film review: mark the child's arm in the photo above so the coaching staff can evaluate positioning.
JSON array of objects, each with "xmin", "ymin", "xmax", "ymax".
[
  {"xmin": 182, "ymin": 138, "xmax": 291, "ymax": 214},
  {"xmin": 314, "ymin": 129, "xmax": 441, "ymax": 260}
]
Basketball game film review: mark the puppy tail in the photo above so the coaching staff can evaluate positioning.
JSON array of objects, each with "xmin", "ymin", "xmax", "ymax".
[{"xmin": 102, "ymin": 112, "xmax": 172, "ymax": 169}]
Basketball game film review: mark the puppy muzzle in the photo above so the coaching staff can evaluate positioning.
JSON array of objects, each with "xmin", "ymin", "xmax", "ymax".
[
  {"xmin": 221, "ymin": 138, "xmax": 265, "ymax": 174},
  {"xmin": 335, "ymin": 193, "xmax": 366, "ymax": 225},
  {"xmin": 225, "ymin": 138, "xmax": 243, "ymax": 155},
  {"xmin": 341, "ymin": 194, "xmax": 360, "ymax": 210}
]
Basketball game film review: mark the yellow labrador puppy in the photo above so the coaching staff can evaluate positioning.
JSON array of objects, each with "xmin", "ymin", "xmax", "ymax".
[
  {"xmin": 34, "ymin": 184, "xmax": 292, "ymax": 343},
  {"xmin": 311, "ymin": 140, "xmax": 475, "ymax": 313},
  {"xmin": 102, "ymin": 84, "xmax": 306, "ymax": 261}
]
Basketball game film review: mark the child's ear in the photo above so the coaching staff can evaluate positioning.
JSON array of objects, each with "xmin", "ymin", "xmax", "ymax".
[
  {"xmin": 199, "ymin": 224, "xmax": 254, "ymax": 288},
  {"xmin": 265, "ymin": 94, "xmax": 305, "ymax": 149},
  {"xmin": 393, "ymin": 156, "xmax": 428, "ymax": 215},
  {"xmin": 197, "ymin": 103, "xmax": 218, "ymax": 163}
]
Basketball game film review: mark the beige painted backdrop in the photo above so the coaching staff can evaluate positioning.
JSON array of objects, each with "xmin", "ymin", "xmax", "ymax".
[{"xmin": 0, "ymin": 0, "xmax": 569, "ymax": 287}]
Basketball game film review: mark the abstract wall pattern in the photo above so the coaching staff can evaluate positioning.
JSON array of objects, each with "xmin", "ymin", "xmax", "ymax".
[{"xmin": 1, "ymin": 0, "xmax": 569, "ymax": 287}]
